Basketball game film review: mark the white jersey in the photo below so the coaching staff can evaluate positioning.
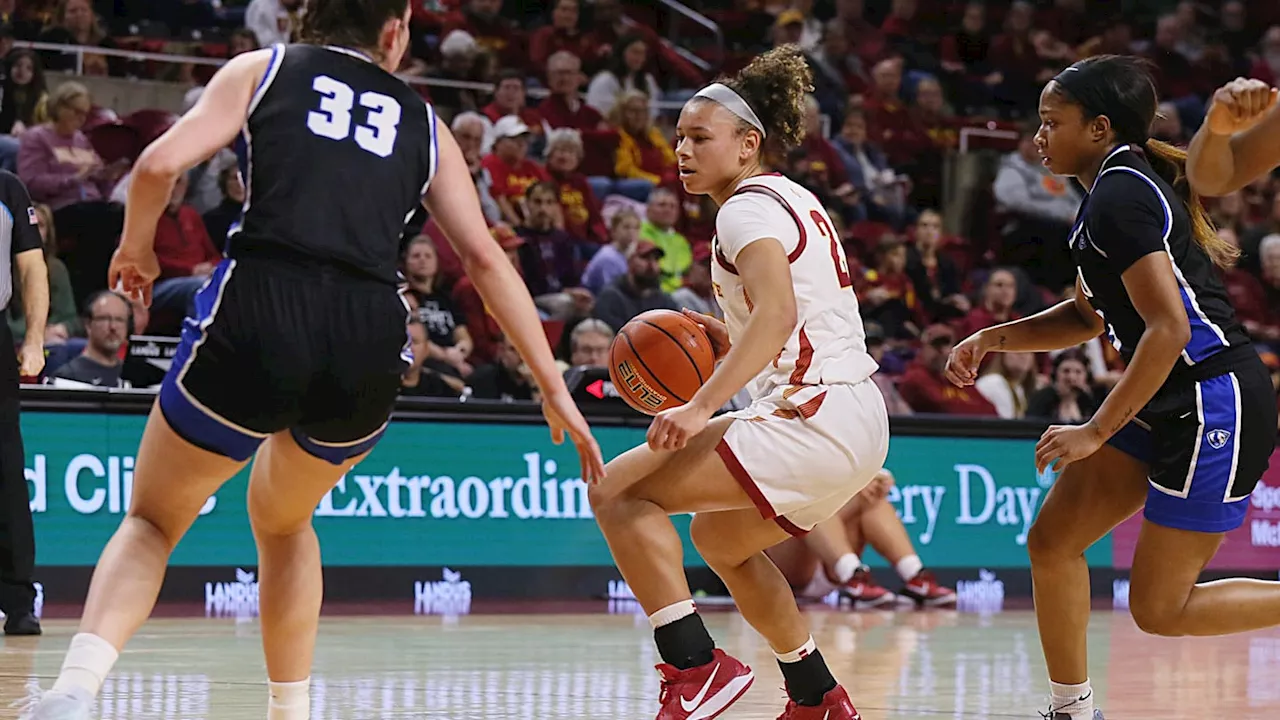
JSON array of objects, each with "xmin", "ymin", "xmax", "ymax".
[{"xmin": 711, "ymin": 174, "xmax": 879, "ymax": 400}]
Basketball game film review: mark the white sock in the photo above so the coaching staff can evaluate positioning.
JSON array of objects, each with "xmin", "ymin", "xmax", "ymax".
[
  {"xmin": 648, "ymin": 599, "xmax": 697, "ymax": 629},
  {"xmin": 774, "ymin": 635, "xmax": 818, "ymax": 664},
  {"xmin": 895, "ymin": 554, "xmax": 924, "ymax": 582},
  {"xmin": 268, "ymin": 678, "xmax": 311, "ymax": 720},
  {"xmin": 51, "ymin": 633, "xmax": 119, "ymax": 697},
  {"xmin": 831, "ymin": 553, "xmax": 861, "ymax": 584},
  {"xmin": 1049, "ymin": 679, "xmax": 1094, "ymax": 719}
]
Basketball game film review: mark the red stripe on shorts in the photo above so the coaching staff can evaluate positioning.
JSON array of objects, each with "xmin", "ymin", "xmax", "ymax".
[{"xmin": 715, "ymin": 438, "xmax": 776, "ymax": 520}]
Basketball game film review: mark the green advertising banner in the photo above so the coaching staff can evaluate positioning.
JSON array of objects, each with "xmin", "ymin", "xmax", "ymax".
[{"xmin": 23, "ymin": 412, "xmax": 1108, "ymax": 568}]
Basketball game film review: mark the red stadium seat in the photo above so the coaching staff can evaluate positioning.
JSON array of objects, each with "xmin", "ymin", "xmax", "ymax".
[
  {"xmin": 124, "ymin": 109, "xmax": 179, "ymax": 147},
  {"xmin": 81, "ymin": 106, "xmax": 119, "ymax": 133},
  {"xmin": 87, "ymin": 124, "xmax": 142, "ymax": 165}
]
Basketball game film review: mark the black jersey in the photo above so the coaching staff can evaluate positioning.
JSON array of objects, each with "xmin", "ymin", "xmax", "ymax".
[
  {"xmin": 1071, "ymin": 145, "xmax": 1250, "ymax": 399},
  {"xmin": 228, "ymin": 44, "xmax": 436, "ymax": 284}
]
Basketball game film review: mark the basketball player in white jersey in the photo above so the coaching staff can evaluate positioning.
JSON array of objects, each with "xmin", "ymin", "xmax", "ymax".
[
  {"xmin": 1186, "ymin": 76, "xmax": 1280, "ymax": 195},
  {"xmin": 588, "ymin": 46, "xmax": 888, "ymax": 720}
]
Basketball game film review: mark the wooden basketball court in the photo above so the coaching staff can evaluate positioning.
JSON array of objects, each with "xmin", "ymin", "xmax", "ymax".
[{"xmin": 2, "ymin": 607, "xmax": 1277, "ymax": 718}]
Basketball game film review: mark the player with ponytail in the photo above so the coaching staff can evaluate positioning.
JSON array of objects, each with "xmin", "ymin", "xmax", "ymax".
[{"xmin": 946, "ymin": 54, "xmax": 1279, "ymax": 720}]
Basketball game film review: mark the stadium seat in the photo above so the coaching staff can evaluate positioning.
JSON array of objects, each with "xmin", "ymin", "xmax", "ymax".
[
  {"xmin": 87, "ymin": 124, "xmax": 143, "ymax": 165},
  {"xmin": 124, "ymin": 109, "xmax": 180, "ymax": 147}
]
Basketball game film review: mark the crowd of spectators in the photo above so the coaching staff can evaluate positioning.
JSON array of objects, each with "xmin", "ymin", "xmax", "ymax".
[{"xmin": 1, "ymin": 0, "xmax": 1278, "ymax": 426}]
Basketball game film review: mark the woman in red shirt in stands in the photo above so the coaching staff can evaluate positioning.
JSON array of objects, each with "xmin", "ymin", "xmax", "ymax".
[
  {"xmin": 544, "ymin": 128, "xmax": 607, "ymax": 244},
  {"xmin": 149, "ymin": 170, "xmax": 221, "ymax": 326}
]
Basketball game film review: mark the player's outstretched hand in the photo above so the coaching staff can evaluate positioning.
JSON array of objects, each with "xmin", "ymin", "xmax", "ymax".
[
  {"xmin": 1206, "ymin": 77, "xmax": 1278, "ymax": 136},
  {"xmin": 543, "ymin": 389, "xmax": 607, "ymax": 485},
  {"xmin": 647, "ymin": 401, "xmax": 712, "ymax": 452},
  {"xmin": 944, "ymin": 332, "xmax": 990, "ymax": 387},
  {"xmin": 108, "ymin": 246, "xmax": 161, "ymax": 307},
  {"xmin": 1035, "ymin": 421, "xmax": 1106, "ymax": 474},
  {"xmin": 681, "ymin": 308, "xmax": 730, "ymax": 361}
]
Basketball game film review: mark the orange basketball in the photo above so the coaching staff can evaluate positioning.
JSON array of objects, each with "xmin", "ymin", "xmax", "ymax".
[{"xmin": 608, "ymin": 309, "xmax": 717, "ymax": 416}]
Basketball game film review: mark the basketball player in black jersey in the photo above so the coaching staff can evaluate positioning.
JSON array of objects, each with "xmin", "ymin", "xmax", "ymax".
[
  {"xmin": 23, "ymin": 2, "xmax": 604, "ymax": 719},
  {"xmin": 945, "ymin": 56, "xmax": 1279, "ymax": 720}
]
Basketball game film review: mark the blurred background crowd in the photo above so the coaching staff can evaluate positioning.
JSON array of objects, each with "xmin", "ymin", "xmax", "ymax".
[{"xmin": 1, "ymin": 0, "xmax": 1278, "ymax": 426}]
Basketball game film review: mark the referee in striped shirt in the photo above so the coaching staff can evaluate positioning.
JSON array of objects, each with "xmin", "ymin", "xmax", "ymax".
[{"xmin": 0, "ymin": 169, "xmax": 49, "ymax": 635}]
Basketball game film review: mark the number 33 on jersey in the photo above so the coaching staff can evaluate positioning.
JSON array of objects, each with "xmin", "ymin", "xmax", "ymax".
[
  {"xmin": 709, "ymin": 175, "xmax": 877, "ymax": 397},
  {"xmin": 231, "ymin": 44, "xmax": 437, "ymax": 283},
  {"xmin": 307, "ymin": 75, "xmax": 402, "ymax": 157}
]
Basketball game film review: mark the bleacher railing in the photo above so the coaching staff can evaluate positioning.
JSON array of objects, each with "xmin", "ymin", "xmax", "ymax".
[
  {"xmin": 652, "ymin": 0, "xmax": 724, "ymax": 75},
  {"xmin": 17, "ymin": 39, "xmax": 693, "ymax": 113}
]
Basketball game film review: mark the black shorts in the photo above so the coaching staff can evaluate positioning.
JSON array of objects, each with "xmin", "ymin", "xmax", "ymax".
[
  {"xmin": 1106, "ymin": 347, "xmax": 1277, "ymax": 533},
  {"xmin": 158, "ymin": 257, "xmax": 410, "ymax": 464}
]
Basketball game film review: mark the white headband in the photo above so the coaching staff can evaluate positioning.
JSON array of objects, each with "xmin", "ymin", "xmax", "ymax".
[{"xmin": 693, "ymin": 83, "xmax": 766, "ymax": 137}]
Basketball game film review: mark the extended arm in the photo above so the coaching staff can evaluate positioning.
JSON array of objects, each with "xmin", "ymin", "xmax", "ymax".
[
  {"xmin": 979, "ymin": 278, "xmax": 1103, "ymax": 353},
  {"xmin": 122, "ymin": 50, "xmax": 268, "ymax": 256}
]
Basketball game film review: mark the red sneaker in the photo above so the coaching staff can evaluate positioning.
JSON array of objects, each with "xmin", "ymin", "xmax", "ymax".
[
  {"xmin": 655, "ymin": 648, "xmax": 754, "ymax": 720},
  {"xmin": 837, "ymin": 566, "xmax": 897, "ymax": 609},
  {"xmin": 777, "ymin": 684, "xmax": 862, "ymax": 719},
  {"xmin": 900, "ymin": 569, "xmax": 957, "ymax": 607}
]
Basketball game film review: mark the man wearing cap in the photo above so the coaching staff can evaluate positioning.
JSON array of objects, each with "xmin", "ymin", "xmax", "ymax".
[
  {"xmin": 898, "ymin": 324, "xmax": 998, "ymax": 416},
  {"xmin": 482, "ymin": 114, "xmax": 551, "ymax": 227},
  {"xmin": 593, "ymin": 238, "xmax": 678, "ymax": 335}
]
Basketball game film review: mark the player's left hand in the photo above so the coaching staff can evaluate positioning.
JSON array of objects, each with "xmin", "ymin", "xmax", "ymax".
[
  {"xmin": 108, "ymin": 245, "xmax": 161, "ymax": 307},
  {"xmin": 1035, "ymin": 421, "xmax": 1106, "ymax": 474},
  {"xmin": 542, "ymin": 389, "xmax": 607, "ymax": 485},
  {"xmin": 647, "ymin": 402, "xmax": 713, "ymax": 452}
]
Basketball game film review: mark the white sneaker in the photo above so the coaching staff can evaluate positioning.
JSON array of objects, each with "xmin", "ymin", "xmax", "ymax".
[{"xmin": 15, "ymin": 685, "xmax": 94, "ymax": 720}]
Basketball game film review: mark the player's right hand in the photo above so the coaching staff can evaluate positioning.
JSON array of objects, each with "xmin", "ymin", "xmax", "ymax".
[
  {"xmin": 944, "ymin": 333, "xmax": 990, "ymax": 387},
  {"xmin": 108, "ymin": 245, "xmax": 161, "ymax": 308},
  {"xmin": 542, "ymin": 389, "xmax": 607, "ymax": 486},
  {"xmin": 1206, "ymin": 77, "xmax": 1278, "ymax": 135},
  {"xmin": 681, "ymin": 308, "xmax": 730, "ymax": 361}
]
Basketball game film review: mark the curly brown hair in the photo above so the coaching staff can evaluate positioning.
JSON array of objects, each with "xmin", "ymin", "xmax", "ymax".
[{"xmin": 715, "ymin": 44, "xmax": 813, "ymax": 150}]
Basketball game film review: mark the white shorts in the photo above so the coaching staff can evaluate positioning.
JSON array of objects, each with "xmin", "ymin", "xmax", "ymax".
[{"xmin": 716, "ymin": 379, "xmax": 890, "ymax": 536}]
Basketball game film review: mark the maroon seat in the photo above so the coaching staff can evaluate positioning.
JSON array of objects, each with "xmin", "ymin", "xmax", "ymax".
[
  {"xmin": 81, "ymin": 106, "xmax": 119, "ymax": 133},
  {"xmin": 123, "ymin": 108, "xmax": 179, "ymax": 147},
  {"xmin": 87, "ymin": 124, "xmax": 142, "ymax": 165}
]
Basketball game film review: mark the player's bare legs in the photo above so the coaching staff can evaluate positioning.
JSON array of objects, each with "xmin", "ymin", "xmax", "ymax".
[
  {"xmin": 689, "ymin": 509, "xmax": 804, "ymax": 650},
  {"xmin": 590, "ymin": 417, "xmax": 755, "ymax": 612},
  {"xmin": 1129, "ymin": 521, "xmax": 1280, "ymax": 636},
  {"xmin": 1025, "ymin": 444, "xmax": 1147, "ymax": 718},
  {"xmin": 591, "ymin": 415, "xmax": 848, "ymax": 715},
  {"xmin": 247, "ymin": 433, "xmax": 370, "ymax": 719},
  {"xmin": 33, "ymin": 405, "xmax": 246, "ymax": 715},
  {"xmin": 855, "ymin": 498, "xmax": 914, "ymax": 564}
]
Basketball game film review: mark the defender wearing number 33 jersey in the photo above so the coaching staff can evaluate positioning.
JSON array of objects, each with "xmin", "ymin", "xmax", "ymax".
[
  {"xmin": 22, "ymin": 3, "xmax": 604, "ymax": 718},
  {"xmin": 228, "ymin": 43, "xmax": 435, "ymax": 285},
  {"xmin": 163, "ymin": 41, "xmax": 438, "ymax": 462}
]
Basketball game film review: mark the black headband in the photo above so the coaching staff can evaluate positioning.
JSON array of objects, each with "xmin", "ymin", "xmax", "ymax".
[{"xmin": 1051, "ymin": 65, "xmax": 1150, "ymax": 145}]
